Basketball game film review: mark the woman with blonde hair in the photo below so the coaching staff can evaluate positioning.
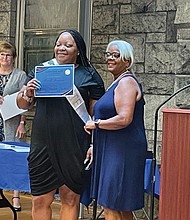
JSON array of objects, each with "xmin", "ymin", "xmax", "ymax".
[{"xmin": 0, "ymin": 40, "xmax": 27, "ymax": 211}]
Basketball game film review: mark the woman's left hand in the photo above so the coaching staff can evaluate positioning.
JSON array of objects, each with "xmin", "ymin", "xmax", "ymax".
[{"xmin": 16, "ymin": 124, "xmax": 26, "ymax": 139}]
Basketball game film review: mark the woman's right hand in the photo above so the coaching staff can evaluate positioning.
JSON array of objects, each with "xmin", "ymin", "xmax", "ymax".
[
  {"xmin": 0, "ymin": 96, "xmax": 4, "ymax": 105},
  {"xmin": 16, "ymin": 79, "xmax": 41, "ymax": 110},
  {"xmin": 24, "ymin": 79, "xmax": 41, "ymax": 97}
]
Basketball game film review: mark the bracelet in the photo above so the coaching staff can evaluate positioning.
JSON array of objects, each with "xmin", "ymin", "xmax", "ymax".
[
  {"xmin": 22, "ymin": 90, "xmax": 33, "ymax": 103},
  {"xmin": 20, "ymin": 121, "xmax": 26, "ymax": 125}
]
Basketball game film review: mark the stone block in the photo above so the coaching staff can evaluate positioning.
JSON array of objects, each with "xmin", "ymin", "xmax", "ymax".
[
  {"xmin": 91, "ymin": 34, "xmax": 109, "ymax": 45},
  {"xmin": 175, "ymin": 2, "xmax": 190, "ymax": 24},
  {"xmin": 132, "ymin": 0, "xmax": 156, "ymax": 13},
  {"xmin": 145, "ymin": 43, "xmax": 190, "ymax": 74},
  {"xmin": 0, "ymin": 0, "xmax": 11, "ymax": 11},
  {"xmin": 136, "ymin": 73, "xmax": 175, "ymax": 95},
  {"xmin": 93, "ymin": 0, "xmax": 112, "ymax": 6},
  {"xmin": 177, "ymin": 29, "xmax": 190, "ymax": 42},
  {"xmin": 156, "ymin": 0, "xmax": 177, "ymax": 11},
  {"xmin": 93, "ymin": 63, "xmax": 114, "ymax": 89},
  {"xmin": 91, "ymin": 45, "xmax": 107, "ymax": 64},
  {"xmin": 92, "ymin": 5, "xmax": 119, "ymax": 34},
  {"xmin": 93, "ymin": 63, "xmax": 107, "ymax": 79},
  {"xmin": 120, "ymin": 12, "xmax": 166, "ymax": 33},
  {"xmin": 113, "ymin": 0, "xmax": 131, "ymax": 4},
  {"xmin": 0, "ymin": 12, "xmax": 11, "ymax": 36},
  {"xmin": 134, "ymin": 63, "xmax": 144, "ymax": 74},
  {"xmin": 157, "ymin": 1, "xmax": 190, "ymax": 25},
  {"xmin": 144, "ymin": 94, "xmax": 175, "ymax": 130},
  {"xmin": 177, "ymin": 43, "xmax": 190, "ymax": 73},
  {"xmin": 146, "ymin": 33, "xmax": 166, "ymax": 42},
  {"xmin": 120, "ymin": 4, "xmax": 131, "ymax": 14},
  {"xmin": 175, "ymin": 76, "xmax": 190, "ymax": 108}
]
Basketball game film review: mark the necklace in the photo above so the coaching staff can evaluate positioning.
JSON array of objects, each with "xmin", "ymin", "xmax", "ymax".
[{"xmin": 106, "ymin": 71, "xmax": 131, "ymax": 91}]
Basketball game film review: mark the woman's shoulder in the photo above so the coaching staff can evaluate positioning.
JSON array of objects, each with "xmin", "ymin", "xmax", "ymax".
[
  {"xmin": 121, "ymin": 73, "xmax": 140, "ymax": 84},
  {"xmin": 13, "ymin": 68, "xmax": 26, "ymax": 74},
  {"xmin": 78, "ymin": 65, "xmax": 104, "ymax": 85},
  {"xmin": 12, "ymin": 68, "xmax": 27, "ymax": 79},
  {"xmin": 119, "ymin": 74, "xmax": 143, "ymax": 98}
]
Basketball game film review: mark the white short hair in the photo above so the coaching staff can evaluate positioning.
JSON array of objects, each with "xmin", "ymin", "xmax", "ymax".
[{"xmin": 106, "ymin": 40, "xmax": 134, "ymax": 69}]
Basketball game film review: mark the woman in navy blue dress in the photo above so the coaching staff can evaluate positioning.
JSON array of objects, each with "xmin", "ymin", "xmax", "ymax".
[{"xmin": 85, "ymin": 40, "xmax": 147, "ymax": 220}]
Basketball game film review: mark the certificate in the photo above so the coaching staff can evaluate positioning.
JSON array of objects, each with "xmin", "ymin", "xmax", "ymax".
[{"xmin": 35, "ymin": 64, "xmax": 74, "ymax": 97}]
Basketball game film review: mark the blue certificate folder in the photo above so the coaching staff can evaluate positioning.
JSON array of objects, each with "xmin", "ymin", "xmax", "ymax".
[{"xmin": 35, "ymin": 64, "xmax": 74, "ymax": 97}]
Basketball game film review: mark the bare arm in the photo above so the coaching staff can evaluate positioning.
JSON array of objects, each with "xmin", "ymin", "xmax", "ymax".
[
  {"xmin": 16, "ymin": 79, "xmax": 40, "ymax": 110},
  {"xmin": 88, "ymin": 99, "xmax": 97, "ymax": 117},
  {"xmin": 85, "ymin": 77, "xmax": 141, "ymax": 132},
  {"xmin": 16, "ymin": 114, "xmax": 26, "ymax": 139}
]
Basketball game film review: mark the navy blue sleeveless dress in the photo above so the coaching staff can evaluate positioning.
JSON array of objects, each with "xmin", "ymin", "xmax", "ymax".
[{"xmin": 91, "ymin": 74, "xmax": 147, "ymax": 211}]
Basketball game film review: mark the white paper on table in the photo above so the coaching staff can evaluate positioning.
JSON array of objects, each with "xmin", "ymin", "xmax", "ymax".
[{"xmin": 0, "ymin": 92, "xmax": 27, "ymax": 121}]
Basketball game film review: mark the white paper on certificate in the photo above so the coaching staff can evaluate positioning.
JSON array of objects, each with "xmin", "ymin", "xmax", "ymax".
[
  {"xmin": 0, "ymin": 92, "xmax": 27, "ymax": 121},
  {"xmin": 35, "ymin": 64, "xmax": 74, "ymax": 97}
]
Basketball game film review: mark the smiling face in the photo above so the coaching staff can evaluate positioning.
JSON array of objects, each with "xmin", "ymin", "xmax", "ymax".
[
  {"xmin": 0, "ymin": 49, "xmax": 15, "ymax": 68},
  {"xmin": 54, "ymin": 32, "xmax": 79, "ymax": 65},
  {"xmin": 105, "ymin": 45, "xmax": 130, "ymax": 78}
]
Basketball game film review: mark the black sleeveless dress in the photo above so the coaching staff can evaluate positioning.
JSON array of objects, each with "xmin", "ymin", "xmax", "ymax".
[{"xmin": 27, "ymin": 64, "xmax": 105, "ymax": 196}]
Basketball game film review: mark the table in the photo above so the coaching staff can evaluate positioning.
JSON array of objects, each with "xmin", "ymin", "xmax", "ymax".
[
  {"xmin": 0, "ymin": 141, "xmax": 30, "ymax": 192},
  {"xmin": 0, "ymin": 141, "xmax": 30, "ymax": 220}
]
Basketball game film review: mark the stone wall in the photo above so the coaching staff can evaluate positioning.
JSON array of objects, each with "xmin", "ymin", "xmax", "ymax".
[
  {"xmin": 91, "ymin": 0, "xmax": 190, "ymax": 164},
  {"xmin": 0, "ymin": 0, "xmax": 17, "ymax": 43}
]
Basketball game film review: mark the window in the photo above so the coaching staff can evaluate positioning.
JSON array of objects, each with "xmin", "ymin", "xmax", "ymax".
[{"xmin": 16, "ymin": 0, "xmax": 92, "ymax": 72}]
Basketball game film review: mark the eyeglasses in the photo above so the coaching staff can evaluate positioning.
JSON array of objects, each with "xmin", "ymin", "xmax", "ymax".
[
  {"xmin": 0, "ymin": 53, "xmax": 13, "ymax": 59},
  {"xmin": 104, "ymin": 52, "xmax": 120, "ymax": 59}
]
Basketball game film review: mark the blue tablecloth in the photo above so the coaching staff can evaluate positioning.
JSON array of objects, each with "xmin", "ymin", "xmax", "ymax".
[
  {"xmin": 0, "ymin": 141, "xmax": 30, "ymax": 192},
  {"xmin": 144, "ymin": 159, "xmax": 160, "ymax": 196},
  {"xmin": 0, "ymin": 141, "xmax": 91, "ymax": 206},
  {"xmin": 0, "ymin": 142, "xmax": 160, "ymax": 205}
]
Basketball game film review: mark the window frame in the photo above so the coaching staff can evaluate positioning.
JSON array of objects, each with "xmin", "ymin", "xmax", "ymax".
[{"xmin": 15, "ymin": 0, "xmax": 92, "ymax": 69}]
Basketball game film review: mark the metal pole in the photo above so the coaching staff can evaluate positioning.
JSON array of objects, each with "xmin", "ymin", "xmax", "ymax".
[
  {"xmin": 79, "ymin": 203, "xmax": 84, "ymax": 219},
  {"xmin": 149, "ymin": 84, "xmax": 190, "ymax": 220}
]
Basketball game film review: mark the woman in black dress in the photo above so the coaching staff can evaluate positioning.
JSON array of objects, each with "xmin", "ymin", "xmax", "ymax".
[{"xmin": 17, "ymin": 29, "xmax": 105, "ymax": 220}]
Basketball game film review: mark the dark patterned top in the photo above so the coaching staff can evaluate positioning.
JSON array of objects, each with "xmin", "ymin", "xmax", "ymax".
[{"xmin": 0, "ymin": 74, "xmax": 11, "ymax": 141}]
